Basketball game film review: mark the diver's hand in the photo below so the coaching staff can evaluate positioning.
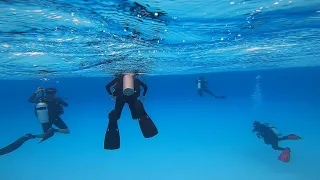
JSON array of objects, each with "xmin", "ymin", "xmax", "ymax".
[
  {"xmin": 142, "ymin": 96, "xmax": 146, "ymax": 101},
  {"xmin": 35, "ymin": 87, "xmax": 44, "ymax": 93},
  {"xmin": 110, "ymin": 95, "xmax": 115, "ymax": 101}
]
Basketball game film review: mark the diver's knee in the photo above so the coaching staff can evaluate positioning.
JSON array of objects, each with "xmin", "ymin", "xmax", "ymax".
[
  {"xmin": 109, "ymin": 110, "xmax": 121, "ymax": 121},
  {"xmin": 271, "ymin": 144, "xmax": 280, "ymax": 150}
]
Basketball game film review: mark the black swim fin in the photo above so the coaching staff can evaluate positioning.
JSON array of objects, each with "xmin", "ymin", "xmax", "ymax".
[
  {"xmin": 38, "ymin": 128, "xmax": 56, "ymax": 144},
  {"xmin": 134, "ymin": 99, "xmax": 158, "ymax": 138},
  {"xmin": 104, "ymin": 110, "xmax": 120, "ymax": 150},
  {"xmin": 139, "ymin": 114, "xmax": 158, "ymax": 138},
  {"xmin": 0, "ymin": 134, "xmax": 35, "ymax": 156}
]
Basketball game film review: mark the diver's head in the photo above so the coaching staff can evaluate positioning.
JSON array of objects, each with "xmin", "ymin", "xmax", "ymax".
[
  {"xmin": 252, "ymin": 121, "xmax": 262, "ymax": 132},
  {"xmin": 45, "ymin": 88, "xmax": 57, "ymax": 99},
  {"xmin": 253, "ymin": 121, "xmax": 261, "ymax": 126},
  {"xmin": 199, "ymin": 76, "xmax": 205, "ymax": 81}
]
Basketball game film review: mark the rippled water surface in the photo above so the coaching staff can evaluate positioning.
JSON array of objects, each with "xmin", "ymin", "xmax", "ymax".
[{"xmin": 0, "ymin": 0, "xmax": 319, "ymax": 79}]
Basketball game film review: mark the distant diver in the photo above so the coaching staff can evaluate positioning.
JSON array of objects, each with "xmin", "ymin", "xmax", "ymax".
[
  {"xmin": 1, "ymin": 88, "xmax": 70, "ymax": 156},
  {"xmin": 104, "ymin": 73, "xmax": 158, "ymax": 150},
  {"xmin": 197, "ymin": 76, "xmax": 226, "ymax": 99},
  {"xmin": 252, "ymin": 121, "xmax": 302, "ymax": 163}
]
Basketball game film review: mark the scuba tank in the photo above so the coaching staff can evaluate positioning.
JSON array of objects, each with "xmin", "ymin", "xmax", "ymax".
[
  {"xmin": 123, "ymin": 73, "xmax": 135, "ymax": 96},
  {"xmin": 35, "ymin": 90, "xmax": 49, "ymax": 124},
  {"xmin": 197, "ymin": 79, "xmax": 202, "ymax": 90}
]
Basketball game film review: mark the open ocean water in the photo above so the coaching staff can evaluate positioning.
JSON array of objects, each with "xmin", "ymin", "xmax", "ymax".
[{"xmin": 0, "ymin": 0, "xmax": 320, "ymax": 180}]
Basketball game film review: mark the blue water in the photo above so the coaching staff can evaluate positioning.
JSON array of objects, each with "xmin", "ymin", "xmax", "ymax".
[
  {"xmin": 1, "ymin": 0, "xmax": 320, "ymax": 179},
  {"xmin": 1, "ymin": 0, "xmax": 320, "ymax": 78},
  {"xmin": 0, "ymin": 67, "xmax": 319, "ymax": 180}
]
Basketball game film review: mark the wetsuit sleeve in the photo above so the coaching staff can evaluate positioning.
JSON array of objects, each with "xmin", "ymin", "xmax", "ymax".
[
  {"xmin": 105, "ymin": 78, "xmax": 119, "ymax": 95},
  {"xmin": 28, "ymin": 93, "xmax": 40, "ymax": 103},
  {"xmin": 138, "ymin": 79, "xmax": 148, "ymax": 96},
  {"xmin": 57, "ymin": 98, "xmax": 68, "ymax": 107}
]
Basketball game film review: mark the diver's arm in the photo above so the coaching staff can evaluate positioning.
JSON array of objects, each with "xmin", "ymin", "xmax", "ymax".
[
  {"xmin": 28, "ymin": 92, "xmax": 40, "ymax": 103},
  {"xmin": 105, "ymin": 78, "xmax": 119, "ymax": 95},
  {"xmin": 138, "ymin": 79, "xmax": 148, "ymax": 96}
]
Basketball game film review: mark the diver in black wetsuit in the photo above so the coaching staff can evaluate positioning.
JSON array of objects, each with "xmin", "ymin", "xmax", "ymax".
[
  {"xmin": 1, "ymin": 88, "xmax": 70, "ymax": 156},
  {"xmin": 106, "ymin": 74, "xmax": 148, "ymax": 120},
  {"xmin": 104, "ymin": 73, "xmax": 158, "ymax": 150},
  {"xmin": 197, "ymin": 76, "xmax": 226, "ymax": 99},
  {"xmin": 252, "ymin": 121, "xmax": 302, "ymax": 163},
  {"xmin": 28, "ymin": 87, "xmax": 70, "ymax": 140}
]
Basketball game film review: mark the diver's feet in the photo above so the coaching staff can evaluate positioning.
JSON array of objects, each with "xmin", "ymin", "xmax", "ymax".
[
  {"xmin": 138, "ymin": 115, "xmax": 158, "ymax": 138},
  {"xmin": 278, "ymin": 148, "xmax": 291, "ymax": 163},
  {"xmin": 24, "ymin": 133, "xmax": 36, "ymax": 139},
  {"xmin": 38, "ymin": 128, "xmax": 57, "ymax": 144},
  {"xmin": 286, "ymin": 134, "xmax": 302, "ymax": 140}
]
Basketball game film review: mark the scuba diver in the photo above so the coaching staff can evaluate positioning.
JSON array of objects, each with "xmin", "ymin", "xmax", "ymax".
[
  {"xmin": 28, "ymin": 87, "xmax": 70, "ymax": 141},
  {"xmin": 252, "ymin": 121, "xmax": 302, "ymax": 163},
  {"xmin": 104, "ymin": 73, "xmax": 158, "ymax": 150},
  {"xmin": 0, "ymin": 87, "xmax": 69, "ymax": 156},
  {"xmin": 197, "ymin": 76, "xmax": 226, "ymax": 99}
]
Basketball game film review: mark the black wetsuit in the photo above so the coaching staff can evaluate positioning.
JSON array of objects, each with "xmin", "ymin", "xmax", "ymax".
[
  {"xmin": 28, "ymin": 93, "xmax": 69, "ymax": 132},
  {"xmin": 253, "ymin": 124, "xmax": 289, "ymax": 151},
  {"xmin": 197, "ymin": 78, "xmax": 219, "ymax": 97},
  {"xmin": 106, "ymin": 76, "xmax": 148, "ymax": 119}
]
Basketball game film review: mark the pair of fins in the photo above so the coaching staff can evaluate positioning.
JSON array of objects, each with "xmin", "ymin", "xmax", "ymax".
[
  {"xmin": 278, "ymin": 134, "xmax": 302, "ymax": 163},
  {"xmin": 104, "ymin": 102, "xmax": 158, "ymax": 150},
  {"xmin": 0, "ymin": 129, "xmax": 56, "ymax": 156}
]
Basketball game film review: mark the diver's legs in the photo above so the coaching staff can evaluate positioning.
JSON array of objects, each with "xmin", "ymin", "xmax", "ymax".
[
  {"xmin": 271, "ymin": 143, "xmax": 286, "ymax": 151},
  {"xmin": 203, "ymin": 89, "xmax": 226, "ymax": 99},
  {"xmin": 33, "ymin": 122, "xmax": 52, "ymax": 138},
  {"xmin": 53, "ymin": 116, "xmax": 70, "ymax": 134},
  {"xmin": 203, "ymin": 89, "xmax": 217, "ymax": 97},
  {"xmin": 198, "ymin": 89, "xmax": 203, "ymax": 97},
  {"xmin": 114, "ymin": 95, "xmax": 126, "ymax": 118},
  {"xmin": 278, "ymin": 136, "xmax": 289, "ymax": 141},
  {"xmin": 278, "ymin": 134, "xmax": 302, "ymax": 141},
  {"xmin": 128, "ymin": 96, "xmax": 140, "ymax": 119},
  {"xmin": 33, "ymin": 134, "xmax": 45, "ymax": 138}
]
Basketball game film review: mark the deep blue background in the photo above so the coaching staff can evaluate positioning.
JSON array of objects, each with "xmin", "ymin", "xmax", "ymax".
[{"xmin": 0, "ymin": 67, "xmax": 320, "ymax": 180}]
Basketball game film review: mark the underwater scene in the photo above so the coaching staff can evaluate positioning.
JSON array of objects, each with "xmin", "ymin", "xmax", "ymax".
[{"xmin": 0, "ymin": 0, "xmax": 320, "ymax": 180}]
